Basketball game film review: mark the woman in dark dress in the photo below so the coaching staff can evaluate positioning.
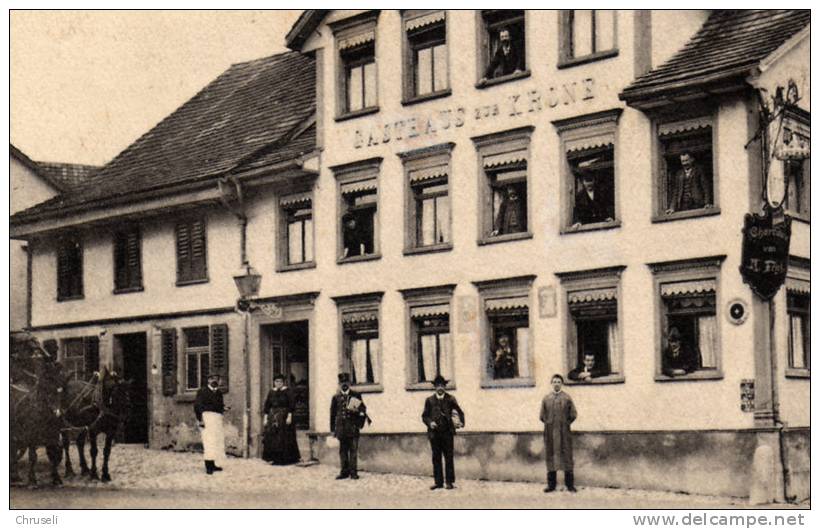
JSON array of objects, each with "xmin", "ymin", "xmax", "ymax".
[{"xmin": 262, "ymin": 374, "xmax": 301, "ymax": 465}]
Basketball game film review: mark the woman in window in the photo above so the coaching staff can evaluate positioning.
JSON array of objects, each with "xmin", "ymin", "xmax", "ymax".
[{"xmin": 262, "ymin": 373, "xmax": 301, "ymax": 465}]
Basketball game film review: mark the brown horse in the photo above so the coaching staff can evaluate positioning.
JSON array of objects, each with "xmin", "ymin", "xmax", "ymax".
[
  {"xmin": 10, "ymin": 333, "xmax": 65, "ymax": 487},
  {"xmin": 61, "ymin": 367, "xmax": 131, "ymax": 482}
]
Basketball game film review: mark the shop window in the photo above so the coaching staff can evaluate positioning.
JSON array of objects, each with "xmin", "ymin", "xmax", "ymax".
[
  {"xmin": 785, "ymin": 267, "xmax": 810, "ymax": 376},
  {"xmin": 403, "ymin": 11, "xmax": 449, "ymax": 102},
  {"xmin": 400, "ymin": 143, "xmax": 454, "ymax": 253},
  {"xmin": 175, "ymin": 217, "xmax": 207, "ymax": 285},
  {"xmin": 278, "ymin": 191, "xmax": 314, "ymax": 270},
  {"xmin": 333, "ymin": 12, "xmax": 379, "ymax": 118},
  {"xmin": 556, "ymin": 267, "xmax": 625, "ymax": 384},
  {"xmin": 783, "ymin": 159, "xmax": 810, "ymax": 220},
  {"xmin": 472, "ymin": 127, "xmax": 533, "ymax": 244},
  {"xmin": 649, "ymin": 256, "xmax": 725, "ymax": 381},
  {"xmin": 60, "ymin": 336, "xmax": 99, "ymax": 382},
  {"xmin": 554, "ymin": 109, "xmax": 621, "ymax": 232},
  {"xmin": 181, "ymin": 324, "xmax": 229, "ymax": 393},
  {"xmin": 656, "ymin": 116, "xmax": 717, "ymax": 219},
  {"xmin": 57, "ymin": 234, "xmax": 83, "ymax": 300},
  {"xmin": 400, "ymin": 285, "xmax": 456, "ymax": 389},
  {"xmin": 333, "ymin": 158, "xmax": 381, "ymax": 262},
  {"xmin": 478, "ymin": 10, "xmax": 527, "ymax": 86},
  {"xmin": 473, "ymin": 275, "xmax": 535, "ymax": 388},
  {"xmin": 333, "ymin": 293, "xmax": 384, "ymax": 392},
  {"xmin": 113, "ymin": 226, "xmax": 142, "ymax": 292},
  {"xmin": 559, "ymin": 10, "xmax": 617, "ymax": 66}
]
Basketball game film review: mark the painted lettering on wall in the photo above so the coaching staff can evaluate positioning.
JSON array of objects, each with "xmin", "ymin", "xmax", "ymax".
[{"xmin": 353, "ymin": 78, "xmax": 595, "ymax": 149}]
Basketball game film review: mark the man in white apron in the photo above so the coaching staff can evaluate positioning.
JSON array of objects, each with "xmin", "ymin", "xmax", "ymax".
[{"xmin": 194, "ymin": 373, "xmax": 226, "ymax": 474}]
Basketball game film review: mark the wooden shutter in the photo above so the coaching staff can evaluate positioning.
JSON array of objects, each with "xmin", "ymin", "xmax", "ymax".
[
  {"xmin": 176, "ymin": 219, "xmax": 206, "ymax": 283},
  {"xmin": 83, "ymin": 336, "xmax": 100, "ymax": 380},
  {"xmin": 190, "ymin": 219, "xmax": 207, "ymax": 280},
  {"xmin": 57, "ymin": 243, "xmax": 71, "ymax": 299},
  {"xmin": 57, "ymin": 237, "xmax": 82, "ymax": 299},
  {"xmin": 161, "ymin": 328, "xmax": 178, "ymax": 396},
  {"xmin": 176, "ymin": 222, "xmax": 191, "ymax": 282},
  {"xmin": 115, "ymin": 228, "xmax": 142, "ymax": 290},
  {"xmin": 210, "ymin": 323, "xmax": 229, "ymax": 392}
]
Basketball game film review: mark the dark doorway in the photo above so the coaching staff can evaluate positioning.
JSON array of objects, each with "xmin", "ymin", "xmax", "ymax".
[
  {"xmin": 262, "ymin": 321, "xmax": 309, "ymax": 430},
  {"xmin": 117, "ymin": 332, "xmax": 148, "ymax": 444}
]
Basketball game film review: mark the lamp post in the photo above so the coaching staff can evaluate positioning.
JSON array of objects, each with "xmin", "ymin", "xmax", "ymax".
[{"xmin": 233, "ymin": 262, "xmax": 261, "ymax": 458}]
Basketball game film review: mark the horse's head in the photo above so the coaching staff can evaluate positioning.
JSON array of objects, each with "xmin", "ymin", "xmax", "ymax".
[{"xmin": 102, "ymin": 370, "xmax": 131, "ymax": 419}]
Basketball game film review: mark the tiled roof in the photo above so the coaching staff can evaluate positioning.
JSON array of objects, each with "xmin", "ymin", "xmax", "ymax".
[
  {"xmin": 12, "ymin": 50, "xmax": 316, "ymax": 224},
  {"xmin": 620, "ymin": 10, "xmax": 810, "ymax": 104},
  {"xmin": 35, "ymin": 162, "xmax": 99, "ymax": 191}
]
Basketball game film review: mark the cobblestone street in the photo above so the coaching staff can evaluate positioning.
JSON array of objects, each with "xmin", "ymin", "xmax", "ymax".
[{"xmin": 11, "ymin": 445, "xmax": 785, "ymax": 509}]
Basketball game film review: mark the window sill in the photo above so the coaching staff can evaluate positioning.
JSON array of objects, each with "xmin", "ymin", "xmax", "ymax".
[
  {"xmin": 403, "ymin": 243, "xmax": 453, "ymax": 256},
  {"xmin": 277, "ymin": 261, "xmax": 317, "ymax": 273},
  {"xmin": 557, "ymin": 49, "xmax": 619, "ymax": 69},
  {"xmin": 57, "ymin": 295, "xmax": 84, "ymax": 302},
  {"xmin": 478, "ymin": 231, "xmax": 533, "ymax": 246},
  {"xmin": 113, "ymin": 286, "xmax": 144, "ymax": 295},
  {"xmin": 480, "ymin": 377, "xmax": 535, "ymax": 389},
  {"xmin": 402, "ymin": 89, "xmax": 452, "ymax": 107},
  {"xmin": 406, "ymin": 382, "xmax": 457, "ymax": 392},
  {"xmin": 351, "ymin": 383, "xmax": 383, "ymax": 394},
  {"xmin": 652, "ymin": 207, "xmax": 720, "ymax": 223},
  {"xmin": 475, "ymin": 70, "xmax": 531, "ymax": 90},
  {"xmin": 174, "ymin": 393, "xmax": 197, "ymax": 403},
  {"xmin": 335, "ymin": 106, "xmax": 380, "ymax": 123},
  {"xmin": 337, "ymin": 253, "xmax": 382, "ymax": 265},
  {"xmin": 785, "ymin": 368, "xmax": 810, "ymax": 379},
  {"xmin": 565, "ymin": 374, "xmax": 625, "ymax": 386},
  {"xmin": 176, "ymin": 277, "xmax": 209, "ymax": 287},
  {"xmin": 561, "ymin": 220, "xmax": 621, "ymax": 235},
  {"xmin": 654, "ymin": 370, "xmax": 723, "ymax": 382}
]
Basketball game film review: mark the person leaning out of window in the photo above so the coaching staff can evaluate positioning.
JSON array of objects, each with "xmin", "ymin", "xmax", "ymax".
[
  {"xmin": 662, "ymin": 327, "xmax": 696, "ymax": 377},
  {"xmin": 666, "ymin": 152, "xmax": 712, "ymax": 214},
  {"xmin": 480, "ymin": 27, "xmax": 524, "ymax": 82},
  {"xmin": 568, "ymin": 352, "xmax": 607, "ymax": 382}
]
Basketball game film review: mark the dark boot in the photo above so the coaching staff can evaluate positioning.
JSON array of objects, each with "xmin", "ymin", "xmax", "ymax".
[
  {"xmin": 543, "ymin": 471, "xmax": 557, "ymax": 493},
  {"xmin": 565, "ymin": 471, "xmax": 577, "ymax": 492},
  {"xmin": 205, "ymin": 460, "xmax": 214, "ymax": 475},
  {"xmin": 212, "ymin": 463, "xmax": 223, "ymax": 472}
]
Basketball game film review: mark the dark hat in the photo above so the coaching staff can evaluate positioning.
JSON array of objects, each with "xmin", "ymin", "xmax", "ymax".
[
  {"xmin": 432, "ymin": 374, "xmax": 449, "ymax": 387},
  {"xmin": 207, "ymin": 373, "xmax": 220, "ymax": 380},
  {"xmin": 668, "ymin": 327, "xmax": 681, "ymax": 341},
  {"xmin": 338, "ymin": 373, "xmax": 351, "ymax": 383},
  {"xmin": 342, "ymin": 212, "xmax": 356, "ymax": 224},
  {"xmin": 273, "ymin": 373, "xmax": 286, "ymax": 382}
]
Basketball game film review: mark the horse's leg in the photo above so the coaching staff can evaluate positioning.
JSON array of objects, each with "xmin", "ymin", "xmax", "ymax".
[
  {"xmin": 77, "ymin": 430, "xmax": 90, "ymax": 476},
  {"xmin": 27, "ymin": 445, "xmax": 38, "ymax": 487},
  {"xmin": 10, "ymin": 439, "xmax": 21, "ymax": 484},
  {"xmin": 88, "ymin": 431, "xmax": 100, "ymax": 480},
  {"xmin": 62, "ymin": 432, "xmax": 75, "ymax": 478},
  {"xmin": 101, "ymin": 433, "xmax": 114, "ymax": 482},
  {"xmin": 48, "ymin": 444, "xmax": 63, "ymax": 486}
]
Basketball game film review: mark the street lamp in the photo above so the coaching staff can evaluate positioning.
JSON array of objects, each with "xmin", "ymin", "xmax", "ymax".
[{"xmin": 233, "ymin": 262, "xmax": 261, "ymax": 458}]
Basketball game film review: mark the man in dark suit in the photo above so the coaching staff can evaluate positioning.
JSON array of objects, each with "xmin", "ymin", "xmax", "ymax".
[
  {"xmin": 329, "ymin": 372, "xmax": 367, "ymax": 480},
  {"xmin": 481, "ymin": 28, "xmax": 524, "ymax": 81},
  {"xmin": 666, "ymin": 152, "xmax": 712, "ymax": 213},
  {"xmin": 492, "ymin": 186, "xmax": 526, "ymax": 236},
  {"xmin": 572, "ymin": 173, "xmax": 614, "ymax": 226},
  {"xmin": 568, "ymin": 352, "xmax": 608, "ymax": 382},
  {"xmin": 422, "ymin": 375, "xmax": 465, "ymax": 490}
]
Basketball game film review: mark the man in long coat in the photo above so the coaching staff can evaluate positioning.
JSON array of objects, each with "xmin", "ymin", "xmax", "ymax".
[
  {"xmin": 540, "ymin": 374, "xmax": 578, "ymax": 492},
  {"xmin": 421, "ymin": 375, "xmax": 465, "ymax": 490},
  {"xmin": 329, "ymin": 372, "xmax": 367, "ymax": 480},
  {"xmin": 194, "ymin": 373, "xmax": 226, "ymax": 475}
]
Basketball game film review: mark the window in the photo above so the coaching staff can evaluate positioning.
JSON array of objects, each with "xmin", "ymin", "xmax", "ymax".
[
  {"xmin": 57, "ymin": 234, "xmax": 83, "ymax": 300},
  {"xmin": 783, "ymin": 159, "xmax": 810, "ymax": 219},
  {"xmin": 400, "ymin": 285, "xmax": 456, "ymax": 388},
  {"xmin": 560, "ymin": 10, "xmax": 617, "ymax": 66},
  {"xmin": 332, "ymin": 12, "xmax": 379, "ymax": 118},
  {"xmin": 179, "ymin": 324, "xmax": 230, "ymax": 393},
  {"xmin": 478, "ymin": 10, "xmax": 527, "ymax": 86},
  {"xmin": 402, "ymin": 10, "xmax": 449, "ymax": 102},
  {"xmin": 648, "ymin": 256, "xmax": 725, "ymax": 381},
  {"xmin": 333, "ymin": 158, "xmax": 381, "ymax": 262},
  {"xmin": 473, "ymin": 275, "xmax": 535, "ymax": 387},
  {"xmin": 60, "ymin": 336, "xmax": 99, "ymax": 382},
  {"xmin": 113, "ymin": 226, "xmax": 142, "ymax": 292},
  {"xmin": 333, "ymin": 293, "xmax": 384, "ymax": 391},
  {"xmin": 472, "ymin": 127, "xmax": 533, "ymax": 243},
  {"xmin": 556, "ymin": 267, "xmax": 625, "ymax": 384},
  {"xmin": 279, "ymin": 191, "xmax": 314, "ymax": 270},
  {"xmin": 175, "ymin": 217, "xmax": 207, "ymax": 284},
  {"xmin": 553, "ymin": 109, "xmax": 621, "ymax": 232},
  {"xmin": 656, "ymin": 115, "xmax": 718, "ymax": 219},
  {"xmin": 400, "ymin": 143, "xmax": 454, "ymax": 253},
  {"xmin": 785, "ymin": 265, "xmax": 810, "ymax": 376}
]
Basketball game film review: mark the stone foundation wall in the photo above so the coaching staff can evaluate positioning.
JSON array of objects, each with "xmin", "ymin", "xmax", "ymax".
[{"xmin": 782, "ymin": 428, "xmax": 810, "ymax": 503}]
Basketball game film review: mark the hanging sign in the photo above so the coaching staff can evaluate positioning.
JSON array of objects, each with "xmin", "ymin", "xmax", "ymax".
[{"xmin": 740, "ymin": 206, "xmax": 791, "ymax": 300}]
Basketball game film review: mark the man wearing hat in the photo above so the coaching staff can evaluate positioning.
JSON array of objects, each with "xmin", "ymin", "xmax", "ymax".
[
  {"xmin": 572, "ymin": 171, "xmax": 614, "ymax": 227},
  {"xmin": 421, "ymin": 375, "xmax": 465, "ymax": 490},
  {"xmin": 329, "ymin": 373, "xmax": 367, "ymax": 479},
  {"xmin": 194, "ymin": 373, "xmax": 226, "ymax": 475}
]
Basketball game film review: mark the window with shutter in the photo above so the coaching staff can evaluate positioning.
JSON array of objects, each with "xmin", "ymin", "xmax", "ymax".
[
  {"xmin": 57, "ymin": 234, "xmax": 83, "ymax": 300},
  {"xmin": 176, "ymin": 218, "xmax": 207, "ymax": 284},
  {"xmin": 210, "ymin": 324, "xmax": 229, "ymax": 392},
  {"xmin": 161, "ymin": 328, "xmax": 178, "ymax": 396},
  {"xmin": 114, "ymin": 227, "xmax": 143, "ymax": 292}
]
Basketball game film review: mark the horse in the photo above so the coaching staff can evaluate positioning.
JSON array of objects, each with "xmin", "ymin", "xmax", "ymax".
[
  {"xmin": 61, "ymin": 367, "xmax": 131, "ymax": 482},
  {"xmin": 10, "ymin": 333, "xmax": 65, "ymax": 487}
]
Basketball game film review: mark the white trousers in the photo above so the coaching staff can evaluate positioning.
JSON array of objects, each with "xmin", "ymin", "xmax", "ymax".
[{"xmin": 201, "ymin": 411, "xmax": 226, "ymax": 465}]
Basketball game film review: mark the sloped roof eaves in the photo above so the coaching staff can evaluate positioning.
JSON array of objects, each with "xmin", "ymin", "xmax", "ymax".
[
  {"xmin": 9, "ymin": 144, "xmax": 69, "ymax": 193},
  {"xmin": 285, "ymin": 10, "xmax": 329, "ymax": 50}
]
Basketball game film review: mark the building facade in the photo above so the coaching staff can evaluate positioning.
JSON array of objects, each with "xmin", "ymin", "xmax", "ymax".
[{"xmin": 10, "ymin": 10, "xmax": 809, "ymax": 501}]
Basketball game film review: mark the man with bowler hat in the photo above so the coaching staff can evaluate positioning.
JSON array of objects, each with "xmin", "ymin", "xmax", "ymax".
[
  {"xmin": 329, "ymin": 372, "xmax": 367, "ymax": 479},
  {"xmin": 422, "ymin": 374, "xmax": 465, "ymax": 490}
]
